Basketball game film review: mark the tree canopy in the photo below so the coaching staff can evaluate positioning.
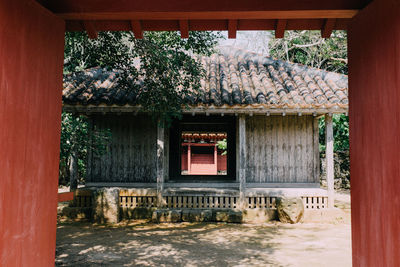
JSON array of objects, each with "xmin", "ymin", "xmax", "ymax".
[
  {"xmin": 64, "ymin": 31, "xmax": 221, "ymax": 123},
  {"xmin": 269, "ymin": 30, "xmax": 347, "ymax": 75}
]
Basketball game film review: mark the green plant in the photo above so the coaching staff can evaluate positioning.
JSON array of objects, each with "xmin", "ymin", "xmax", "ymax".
[
  {"xmin": 217, "ymin": 139, "xmax": 227, "ymax": 155},
  {"xmin": 59, "ymin": 112, "xmax": 111, "ymax": 189},
  {"xmin": 269, "ymin": 30, "xmax": 348, "ymax": 74}
]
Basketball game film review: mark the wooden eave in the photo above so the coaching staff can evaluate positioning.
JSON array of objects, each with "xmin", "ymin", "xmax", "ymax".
[
  {"xmin": 62, "ymin": 104, "xmax": 348, "ymax": 116},
  {"xmin": 37, "ymin": 0, "xmax": 372, "ymax": 34}
]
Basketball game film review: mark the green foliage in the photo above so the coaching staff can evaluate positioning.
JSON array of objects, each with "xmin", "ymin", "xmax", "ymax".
[
  {"xmin": 217, "ymin": 139, "xmax": 227, "ymax": 155},
  {"xmin": 269, "ymin": 30, "xmax": 348, "ymax": 74},
  {"xmin": 59, "ymin": 112, "xmax": 111, "ymax": 185},
  {"xmin": 64, "ymin": 31, "xmax": 221, "ymax": 125},
  {"xmin": 319, "ymin": 114, "xmax": 349, "ymax": 152}
]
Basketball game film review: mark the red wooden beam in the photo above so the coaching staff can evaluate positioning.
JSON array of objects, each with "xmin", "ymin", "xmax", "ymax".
[
  {"xmin": 179, "ymin": 20, "xmax": 189, "ymax": 38},
  {"xmin": 66, "ymin": 18, "xmax": 351, "ymax": 32},
  {"xmin": 58, "ymin": 192, "xmax": 74, "ymax": 202},
  {"xmin": 228, "ymin": 19, "xmax": 238, "ymax": 39},
  {"xmin": 38, "ymin": 0, "xmax": 366, "ymax": 20},
  {"xmin": 275, "ymin": 19, "xmax": 287, "ymax": 38},
  {"xmin": 130, "ymin": 20, "xmax": 143, "ymax": 39},
  {"xmin": 83, "ymin": 21, "xmax": 98, "ymax": 39},
  {"xmin": 321, "ymin": 18, "xmax": 336, "ymax": 38}
]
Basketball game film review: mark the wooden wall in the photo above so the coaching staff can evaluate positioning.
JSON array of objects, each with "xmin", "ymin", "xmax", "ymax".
[
  {"xmin": 88, "ymin": 114, "xmax": 319, "ymax": 185},
  {"xmin": 245, "ymin": 115, "xmax": 319, "ymax": 183},
  {"xmin": 88, "ymin": 115, "xmax": 158, "ymax": 183}
]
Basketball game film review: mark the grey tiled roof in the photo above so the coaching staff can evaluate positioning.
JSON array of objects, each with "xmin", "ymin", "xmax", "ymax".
[{"xmin": 63, "ymin": 48, "xmax": 348, "ymax": 110}]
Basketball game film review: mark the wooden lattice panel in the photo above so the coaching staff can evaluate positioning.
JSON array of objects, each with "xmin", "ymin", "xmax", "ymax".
[
  {"xmin": 163, "ymin": 196, "xmax": 238, "ymax": 209},
  {"xmin": 246, "ymin": 196, "xmax": 277, "ymax": 209},
  {"xmin": 73, "ymin": 189, "xmax": 93, "ymax": 207},
  {"xmin": 302, "ymin": 196, "xmax": 328, "ymax": 209},
  {"xmin": 119, "ymin": 196, "xmax": 157, "ymax": 208}
]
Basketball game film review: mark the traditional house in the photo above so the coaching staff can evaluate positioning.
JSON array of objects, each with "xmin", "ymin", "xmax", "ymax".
[{"xmin": 62, "ymin": 49, "xmax": 348, "ymax": 222}]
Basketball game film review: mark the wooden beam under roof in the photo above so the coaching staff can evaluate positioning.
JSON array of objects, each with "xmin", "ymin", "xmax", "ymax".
[
  {"xmin": 275, "ymin": 19, "xmax": 287, "ymax": 38},
  {"xmin": 57, "ymin": 10, "xmax": 359, "ymax": 21},
  {"xmin": 321, "ymin": 18, "xmax": 336, "ymax": 38},
  {"xmin": 228, "ymin": 20, "xmax": 238, "ymax": 39},
  {"xmin": 179, "ymin": 20, "xmax": 189, "ymax": 38},
  {"xmin": 130, "ymin": 20, "xmax": 143, "ymax": 39},
  {"xmin": 83, "ymin": 21, "xmax": 98, "ymax": 39},
  {"xmin": 37, "ymin": 0, "xmax": 370, "ymax": 34},
  {"xmin": 65, "ymin": 18, "xmax": 352, "ymax": 32},
  {"xmin": 38, "ymin": 0, "xmax": 369, "ymax": 20}
]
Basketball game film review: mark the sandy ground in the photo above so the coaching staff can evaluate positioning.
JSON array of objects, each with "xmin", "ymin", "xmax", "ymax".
[{"xmin": 56, "ymin": 191, "xmax": 352, "ymax": 267}]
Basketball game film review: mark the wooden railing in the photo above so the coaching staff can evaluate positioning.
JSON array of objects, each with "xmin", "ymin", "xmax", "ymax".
[
  {"xmin": 117, "ymin": 191, "xmax": 328, "ymax": 210},
  {"xmin": 72, "ymin": 189, "xmax": 93, "ymax": 207}
]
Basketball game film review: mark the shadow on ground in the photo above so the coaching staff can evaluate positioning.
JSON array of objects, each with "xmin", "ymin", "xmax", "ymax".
[{"xmin": 56, "ymin": 220, "xmax": 351, "ymax": 267}]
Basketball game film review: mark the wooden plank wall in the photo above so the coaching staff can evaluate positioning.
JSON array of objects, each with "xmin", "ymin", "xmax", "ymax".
[
  {"xmin": 245, "ymin": 115, "xmax": 318, "ymax": 183},
  {"xmin": 89, "ymin": 115, "xmax": 157, "ymax": 182}
]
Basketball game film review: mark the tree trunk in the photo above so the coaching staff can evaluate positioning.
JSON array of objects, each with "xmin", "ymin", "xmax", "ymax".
[{"xmin": 69, "ymin": 149, "xmax": 78, "ymax": 191}]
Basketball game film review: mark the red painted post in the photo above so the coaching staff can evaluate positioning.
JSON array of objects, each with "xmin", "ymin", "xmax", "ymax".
[
  {"xmin": 214, "ymin": 145, "xmax": 218, "ymax": 174},
  {"xmin": 0, "ymin": 0, "xmax": 65, "ymax": 266},
  {"xmin": 348, "ymin": 0, "xmax": 400, "ymax": 266},
  {"xmin": 188, "ymin": 145, "xmax": 191, "ymax": 175}
]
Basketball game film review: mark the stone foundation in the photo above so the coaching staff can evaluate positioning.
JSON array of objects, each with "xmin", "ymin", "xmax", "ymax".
[{"xmin": 59, "ymin": 187, "xmax": 332, "ymax": 224}]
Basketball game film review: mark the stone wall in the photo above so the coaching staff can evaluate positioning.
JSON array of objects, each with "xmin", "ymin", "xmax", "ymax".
[{"xmin": 320, "ymin": 151, "xmax": 350, "ymax": 189}]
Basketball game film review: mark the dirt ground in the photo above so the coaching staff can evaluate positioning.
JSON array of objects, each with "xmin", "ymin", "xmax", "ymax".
[{"xmin": 56, "ymin": 192, "xmax": 351, "ymax": 267}]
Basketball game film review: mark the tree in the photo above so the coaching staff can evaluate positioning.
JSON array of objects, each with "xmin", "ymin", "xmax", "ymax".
[
  {"xmin": 269, "ymin": 30, "xmax": 347, "ymax": 75},
  {"xmin": 59, "ymin": 113, "xmax": 111, "ymax": 189},
  {"xmin": 60, "ymin": 31, "xmax": 221, "ymax": 188},
  {"xmin": 64, "ymin": 31, "xmax": 221, "ymax": 124}
]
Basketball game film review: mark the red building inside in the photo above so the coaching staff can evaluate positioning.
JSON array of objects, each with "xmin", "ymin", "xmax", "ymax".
[{"xmin": 181, "ymin": 132, "xmax": 227, "ymax": 175}]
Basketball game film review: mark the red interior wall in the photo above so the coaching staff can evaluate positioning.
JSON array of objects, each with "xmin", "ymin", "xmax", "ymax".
[
  {"xmin": 181, "ymin": 152, "xmax": 188, "ymax": 170},
  {"xmin": 348, "ymin": 0, "xmax": 400, "ymax": 266},
  {"xmin": 217, "ymin": 155, "xmax": 227, "ymax": 171},
  {"xmin": 0, "ymin": 1, "xmax": 65, "ymax": 266}
]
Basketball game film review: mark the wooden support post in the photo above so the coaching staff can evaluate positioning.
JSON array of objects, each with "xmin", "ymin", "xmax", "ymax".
[
  {"xmin": 325, "ymin": 114, "xmax": 334, "ymax": 208},
  {"xmin": 86, "ymin": 117, "xmax": 93, "ymax": 183},
  {"xmin": 313, "ymin": 116, "xmax": 320, "ymax": 184},
  {"xmin": 348, "ymin": 1, "xmax": 400, "ymax": 264},
  {"xmin": 321, "ymin": 18, "xmax": 336, "ymax": 38},
  {"xmin": 83, "ymin": 21, "xmax": 98, "ymax": 39},
  {"xmin": 228, "ymin": 19, "xmax": 238, "ymax": 39},
  {"xmin": 238, "ymin": 115, "xmax": 246, "ymax": 209},
  {"xmin": 214, "ymin": 145, "xmax": 218, "ymax": 174},
  {"xmin": 130, "ymin": 20, "xmax": 143, "ymax": 39},
  {"xmin": 188, "ymin": 145, "xmax": 191, "ymax": 175},
  {"xmin": 0, "ymin": 0, "xmax": 65, "ymax": 264},
  {"xmin": 275, "ymin": 19, "xmax": 287, "ymax": 38},
  {"xmin": 156, "ymin": 122, "xmax": 165, "ymax": 207},
  {"xmin": 179, "ymin": 20, "xmax": 189, "ymax": 38}
]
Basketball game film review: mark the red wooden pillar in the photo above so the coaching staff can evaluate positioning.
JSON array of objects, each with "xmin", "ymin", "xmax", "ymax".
[
  {"xmin": 0, "ymin": 0, "xmax": 65, "ymax": 266},
  {"xmin": 214, "ymin": 145, "xmax": 218, "ymax": 174},
  {"xmin": 188, "ymin": 145, "xmax": 191, "ymax": 174},
  {"xmin": 348, "ymin": 0, "xmax": 400, "ymax": 266}
]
